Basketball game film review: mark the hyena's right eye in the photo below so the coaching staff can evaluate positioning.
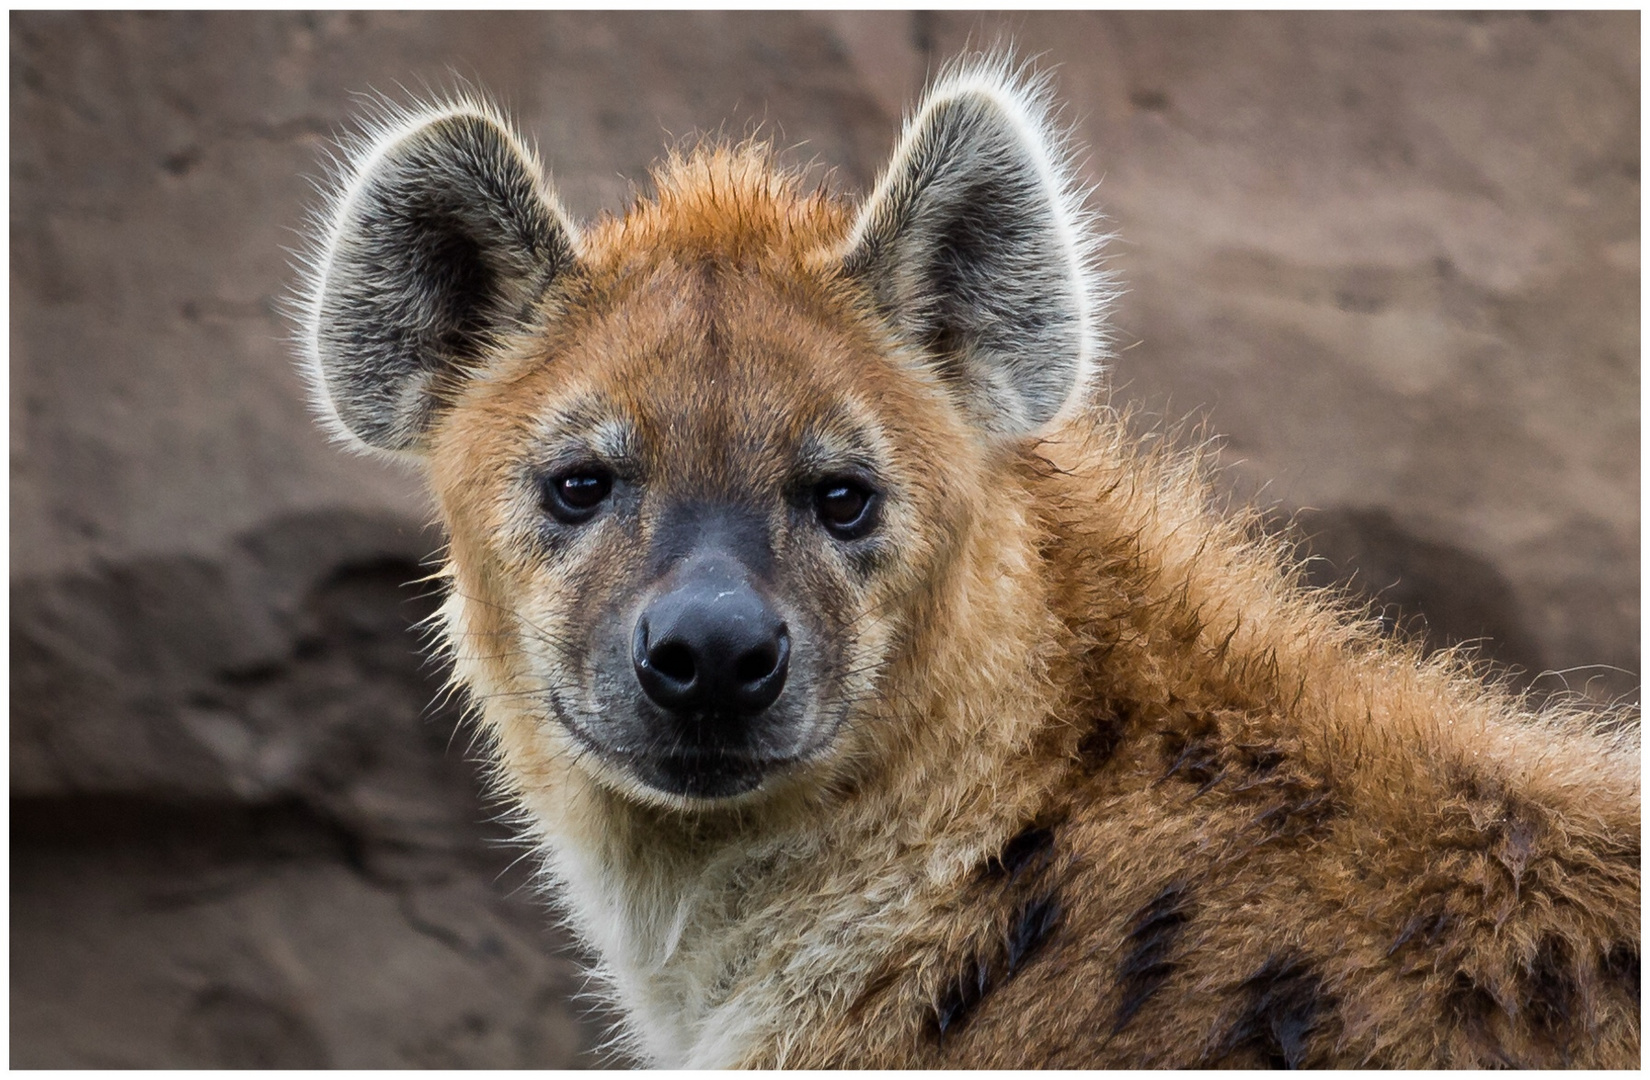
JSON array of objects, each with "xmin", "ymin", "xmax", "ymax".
[
  {"xmin": 540, "ymin": 466, "xmax": 614, "ymax": 525},
  {"xmin": 813, "ymin": 476, "xmax": 880, "ymax": 540}
]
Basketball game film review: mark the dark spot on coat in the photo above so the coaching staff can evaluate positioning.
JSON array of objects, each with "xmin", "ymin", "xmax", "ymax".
[
  {"xmin": 1005, "ymin": 892, "xmax": 1061, "ymax": 975},
  {"xmin": 1207, "ymin": 954, "xmax": 1335, "ymax": 1069},
  {"xmin": 933, "ymin": 952, "xmax": 992, "ymax": 1046},
  {"xmin": 1525, "ymin": 936, "xmax": 1576, "ymax": 1037},
  {"xmin": 1113, "ymin": 883, "xmax": 1191, "ymax": 1034},
  {"xmin": 1234, "ymin": 742, "xmax": 1285, "ymax": 777},
  {"xmin": 1603, "ymin": 942, "xmax": 1639, "ymax": 1001},
  {"xmin": 983, "ymin": 824, "xmax": 1054, "ymax": 882},
  {"xmin": 1158, "ymin": 723, "xmax": 1221, "ymax": 788},
  {"xmin": 1078, "ymin": 707, "xmax": 1122, "ymax": 769},
  {"xmin": 1247, "ymin": 779, "xmax": 1337, "ymax": 843},
  {"xmin": 1158, "ymin": 721, "xmax": 1338, "ymax": 847},
  {"xmin": 934, "ymin": 876, "xmax": 1063, "ymax": 1044}
]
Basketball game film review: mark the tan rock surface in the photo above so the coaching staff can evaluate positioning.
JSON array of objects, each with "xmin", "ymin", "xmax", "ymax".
[{"xmin": 11, "ymin": 11, "xmax": 1636, "ymax": 1068}]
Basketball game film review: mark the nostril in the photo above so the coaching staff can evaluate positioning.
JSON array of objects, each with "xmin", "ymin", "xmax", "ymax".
[
  {"xmin": 732, "ymin": 628, "xmax": 789, "ymax": 714},
  {"xmin": 734, "ymin": 643, "xmax": 779, "ymax": 686},
  {"xmin": 649, "ymin": 641, "xmax": 697, "ymax": 686}
]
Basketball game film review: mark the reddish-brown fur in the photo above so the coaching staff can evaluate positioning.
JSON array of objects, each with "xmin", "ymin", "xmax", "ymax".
[
  {"xmin": 305, "ymin": 91, "xmax": 1638, "ymax": 1067},
  {"xmin": 418, "ymin": 149, "xmax": 1638, "ymax": 1067}
]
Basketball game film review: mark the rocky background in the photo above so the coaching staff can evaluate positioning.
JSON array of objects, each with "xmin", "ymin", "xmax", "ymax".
[{"xmin": 11, "ymin": 11, "xmax": 1638, "ymax": 1068}]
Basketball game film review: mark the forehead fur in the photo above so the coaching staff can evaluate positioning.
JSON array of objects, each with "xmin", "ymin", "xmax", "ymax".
[
  {"xmin": 468, "ymin": 139, "xmax": 925, "ymax": 458},
  {"xmin": 579, "ymin": 142, "xmax": 852, "ymax": 272}
]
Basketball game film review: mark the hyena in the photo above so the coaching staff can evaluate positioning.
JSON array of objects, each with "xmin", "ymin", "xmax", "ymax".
[{"xmin": 296, "ymin": 58, "xmax": 1639, "ymax": 1067}]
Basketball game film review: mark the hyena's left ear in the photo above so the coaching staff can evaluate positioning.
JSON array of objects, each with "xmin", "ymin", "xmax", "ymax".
[
  {"xmin": 297, "ymin": 98, "xmax": 579, "ymax": 455},
  {"xmin": 842, "ymin": 60, "xmax": 1107, "ymax": 435}
]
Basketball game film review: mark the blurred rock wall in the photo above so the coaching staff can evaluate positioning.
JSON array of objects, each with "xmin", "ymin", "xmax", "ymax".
[{"xmin": 11, "ymin": 11, "xmax": 1637, "ymax": 1068}]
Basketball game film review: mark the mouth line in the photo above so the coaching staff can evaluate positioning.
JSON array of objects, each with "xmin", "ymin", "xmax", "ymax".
[
  {"xmin": 550, "ymin": 711, "xmax": 803, "ymax": 771},
  {"xmin": 646, "ymin": 747, "xmax": 804, "ymax": 770}
]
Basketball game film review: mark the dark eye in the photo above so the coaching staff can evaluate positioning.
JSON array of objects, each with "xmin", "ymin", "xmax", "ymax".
[
  {"xmin": 541, "ymin": 467, "xmax": 613, "ymax": 524},
  {"xmin": 813, "ymin": 477, "xmax": 879, "ymax": 539}
]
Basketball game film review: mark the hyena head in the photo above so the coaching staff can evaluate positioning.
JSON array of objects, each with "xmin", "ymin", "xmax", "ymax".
[{"xmin": 300, "ymin": 60, "xmax": 1105, "ymax": 808}]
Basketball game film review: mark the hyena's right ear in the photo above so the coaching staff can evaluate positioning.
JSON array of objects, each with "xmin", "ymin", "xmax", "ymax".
[
  {"xmin": 297, "ymin": 100, "xmax": 578, "ymax": 454},
  {"xmin": 842, "ymin": 59, "xmax": 1107, "ymax": 437}
]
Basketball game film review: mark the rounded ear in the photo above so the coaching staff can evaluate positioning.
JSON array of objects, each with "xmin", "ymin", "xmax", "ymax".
[
  {"xmin": 296, "ymin": 99, "xmax": 579, "ymax": 455},
  {"xmin": 842, "ymin": 59, "xmax": 1109, "ymax": 436}
]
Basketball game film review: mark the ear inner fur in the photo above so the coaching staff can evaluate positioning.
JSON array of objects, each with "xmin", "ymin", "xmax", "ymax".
[
  {"xmin": 843, "ymin": 58, "xmax": 1109, "ymax": 436},
  {"xmin": 301, "ymin": 100, "xmax": 579, "ymax": 454}
]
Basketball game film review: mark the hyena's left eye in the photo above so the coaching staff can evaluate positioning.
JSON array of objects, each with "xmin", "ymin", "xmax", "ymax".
[
  {"xmin": 541, "ymin": 466, "xmax": 614, "ymax": 524},
  {"xmin": 814, "ymin": 477, "xmax": 880, "ymax": 540}
]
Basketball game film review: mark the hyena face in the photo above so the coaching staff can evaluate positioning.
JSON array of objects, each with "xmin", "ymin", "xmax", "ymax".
[
  {"xmin": 300, "ymin": 61, "xmax": 1104, "ymax": 806},
  {"xmin": 426, "ymin": 225, "xmax": 975, "ymax": 801}
]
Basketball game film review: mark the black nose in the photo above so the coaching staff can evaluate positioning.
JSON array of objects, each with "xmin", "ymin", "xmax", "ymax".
[{"xmin": 632, "ymin": 557, "xmax": 790, "ymax": 718}]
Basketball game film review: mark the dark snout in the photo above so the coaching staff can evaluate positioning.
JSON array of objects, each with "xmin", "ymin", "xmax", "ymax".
[
  {"xmin": 628, "ymin": 553, "xmax": 795, "ymax": 799},
  {"xmin": 632, "ymin": 554, "xmax": 790, "ymax": 724}
]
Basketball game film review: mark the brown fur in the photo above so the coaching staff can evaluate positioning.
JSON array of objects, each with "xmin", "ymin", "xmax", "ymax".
[
  {"xmin": 428, "ymin": 150, "xmax": 1636, "ymax": 1067},
  {"xmin": 771, "ymin": 416, "xmax": 1641, "ymax": 1067},
  {"xmin": 304, "ymin": 82, "xmax": 1638, "ymax": 1068}
]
